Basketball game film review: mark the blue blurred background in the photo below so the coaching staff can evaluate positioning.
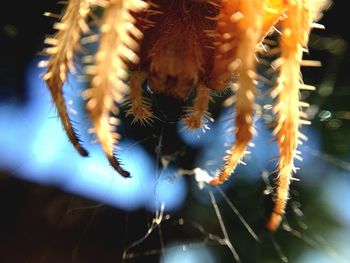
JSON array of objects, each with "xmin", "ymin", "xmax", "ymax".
[{"xmin": 1, "ymin": 1, "xmax": 350, "ymax": 262}]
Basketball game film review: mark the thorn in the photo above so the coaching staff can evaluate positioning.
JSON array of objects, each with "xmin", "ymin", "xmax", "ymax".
[
  {"xmin": 311, "ymin": 22, "xmax": 325, "ymax": 30},
  {"xmin": 300, "ymin": 119, "xmax": 311, "ymax": 125},
  {"xmin": 53, "ymin": 22, "xmax": 67, "ymax": 31},
  {"xmin": 298, "ymin": 132, "xmax": 308, "ymax": 141},
  {"xmin": 300, "ymin": 60, "xmax": 322, "ymax": 67},
  {"xmin": 230, "ymin": 12, "xmax": 243, "ymax": 23},
  {"xmin": 38, "ymin": 60, "xmax": 49, "ymax": 68},
  {"xmin": 295, "ymin": 154, "xmax": 303, "ymax": 162},
  {"xmin": 300, "ymin": 84, "xmax": 316, "ymax": 91},
  {"xmin": 44, "ymin": 37, "xmax": 58, "ymax": 46},
  {"xmin": 43, "ymin": 12, "xmax": 61, "ymax": 19},
  {"xmin": 298, "ymin": 102, "xmax": 310, "ymax": 108}
]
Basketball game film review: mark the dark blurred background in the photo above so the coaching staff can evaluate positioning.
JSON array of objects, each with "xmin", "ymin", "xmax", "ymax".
[{"xmin": 1, "ymin": 1, "xmax": 350, "ymax": 262}]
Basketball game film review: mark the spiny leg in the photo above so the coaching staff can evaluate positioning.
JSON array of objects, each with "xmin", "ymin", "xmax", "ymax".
[
  {"xmin": 210, "ymin": 0, "xmax": 265, "ymax": 186},
  {"xmin": 183, "ymin": 84, "xmax": 211, "ymax": 130},
  {"xmin": 43, "ymin": 0, "xmax": 93, "ymax": 157},
  {"xmin": 267, "ymin": 0, "xmax": 327, "ymax": 231},
  {"xmin": 84, "ymin": 0, "xmax": 148, "ymax": 177},
  {"xmin": 126, "ymin": 72, "xmax": 154, "ymax": 125},
  {"xmin": 208, "ymin": 0, "xmax": 288, "ymax": 90}
]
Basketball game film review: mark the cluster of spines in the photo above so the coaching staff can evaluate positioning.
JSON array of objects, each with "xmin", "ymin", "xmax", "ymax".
[
  {"xmin": 82, "ymin": 0, "xmax": 149, "ymax": 176},
  {"xmin": 42, "ymin": 0, "xmax": 95, "ymax": 157},
  {"xmin": 210, "ymin": 0, "xmax": 265, "ymax": 186},
  {"xmin": 42, "ymin": 0, "xmax": 149, "ymax": 176},
  {"xmin": 207, "ymin": 0, "xmax": 329, "ymax": 232},
  {"xmin": 125, "ymin": 71, "xmax": 154, "ymax": 126},
  {"xmin": 41, "ymin": 0, "xmax": 329, "ymax": 232},
  {"xmin": 137, "ymin": 1, "xmax": 161, "ymax": 30},
  {"xmin": 183, "ymin": 84, "xmax": 212, "ymax": 130},
  {"xmin": 266, "ymin": 0, "xmax": 328, "ymax": 231}
]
